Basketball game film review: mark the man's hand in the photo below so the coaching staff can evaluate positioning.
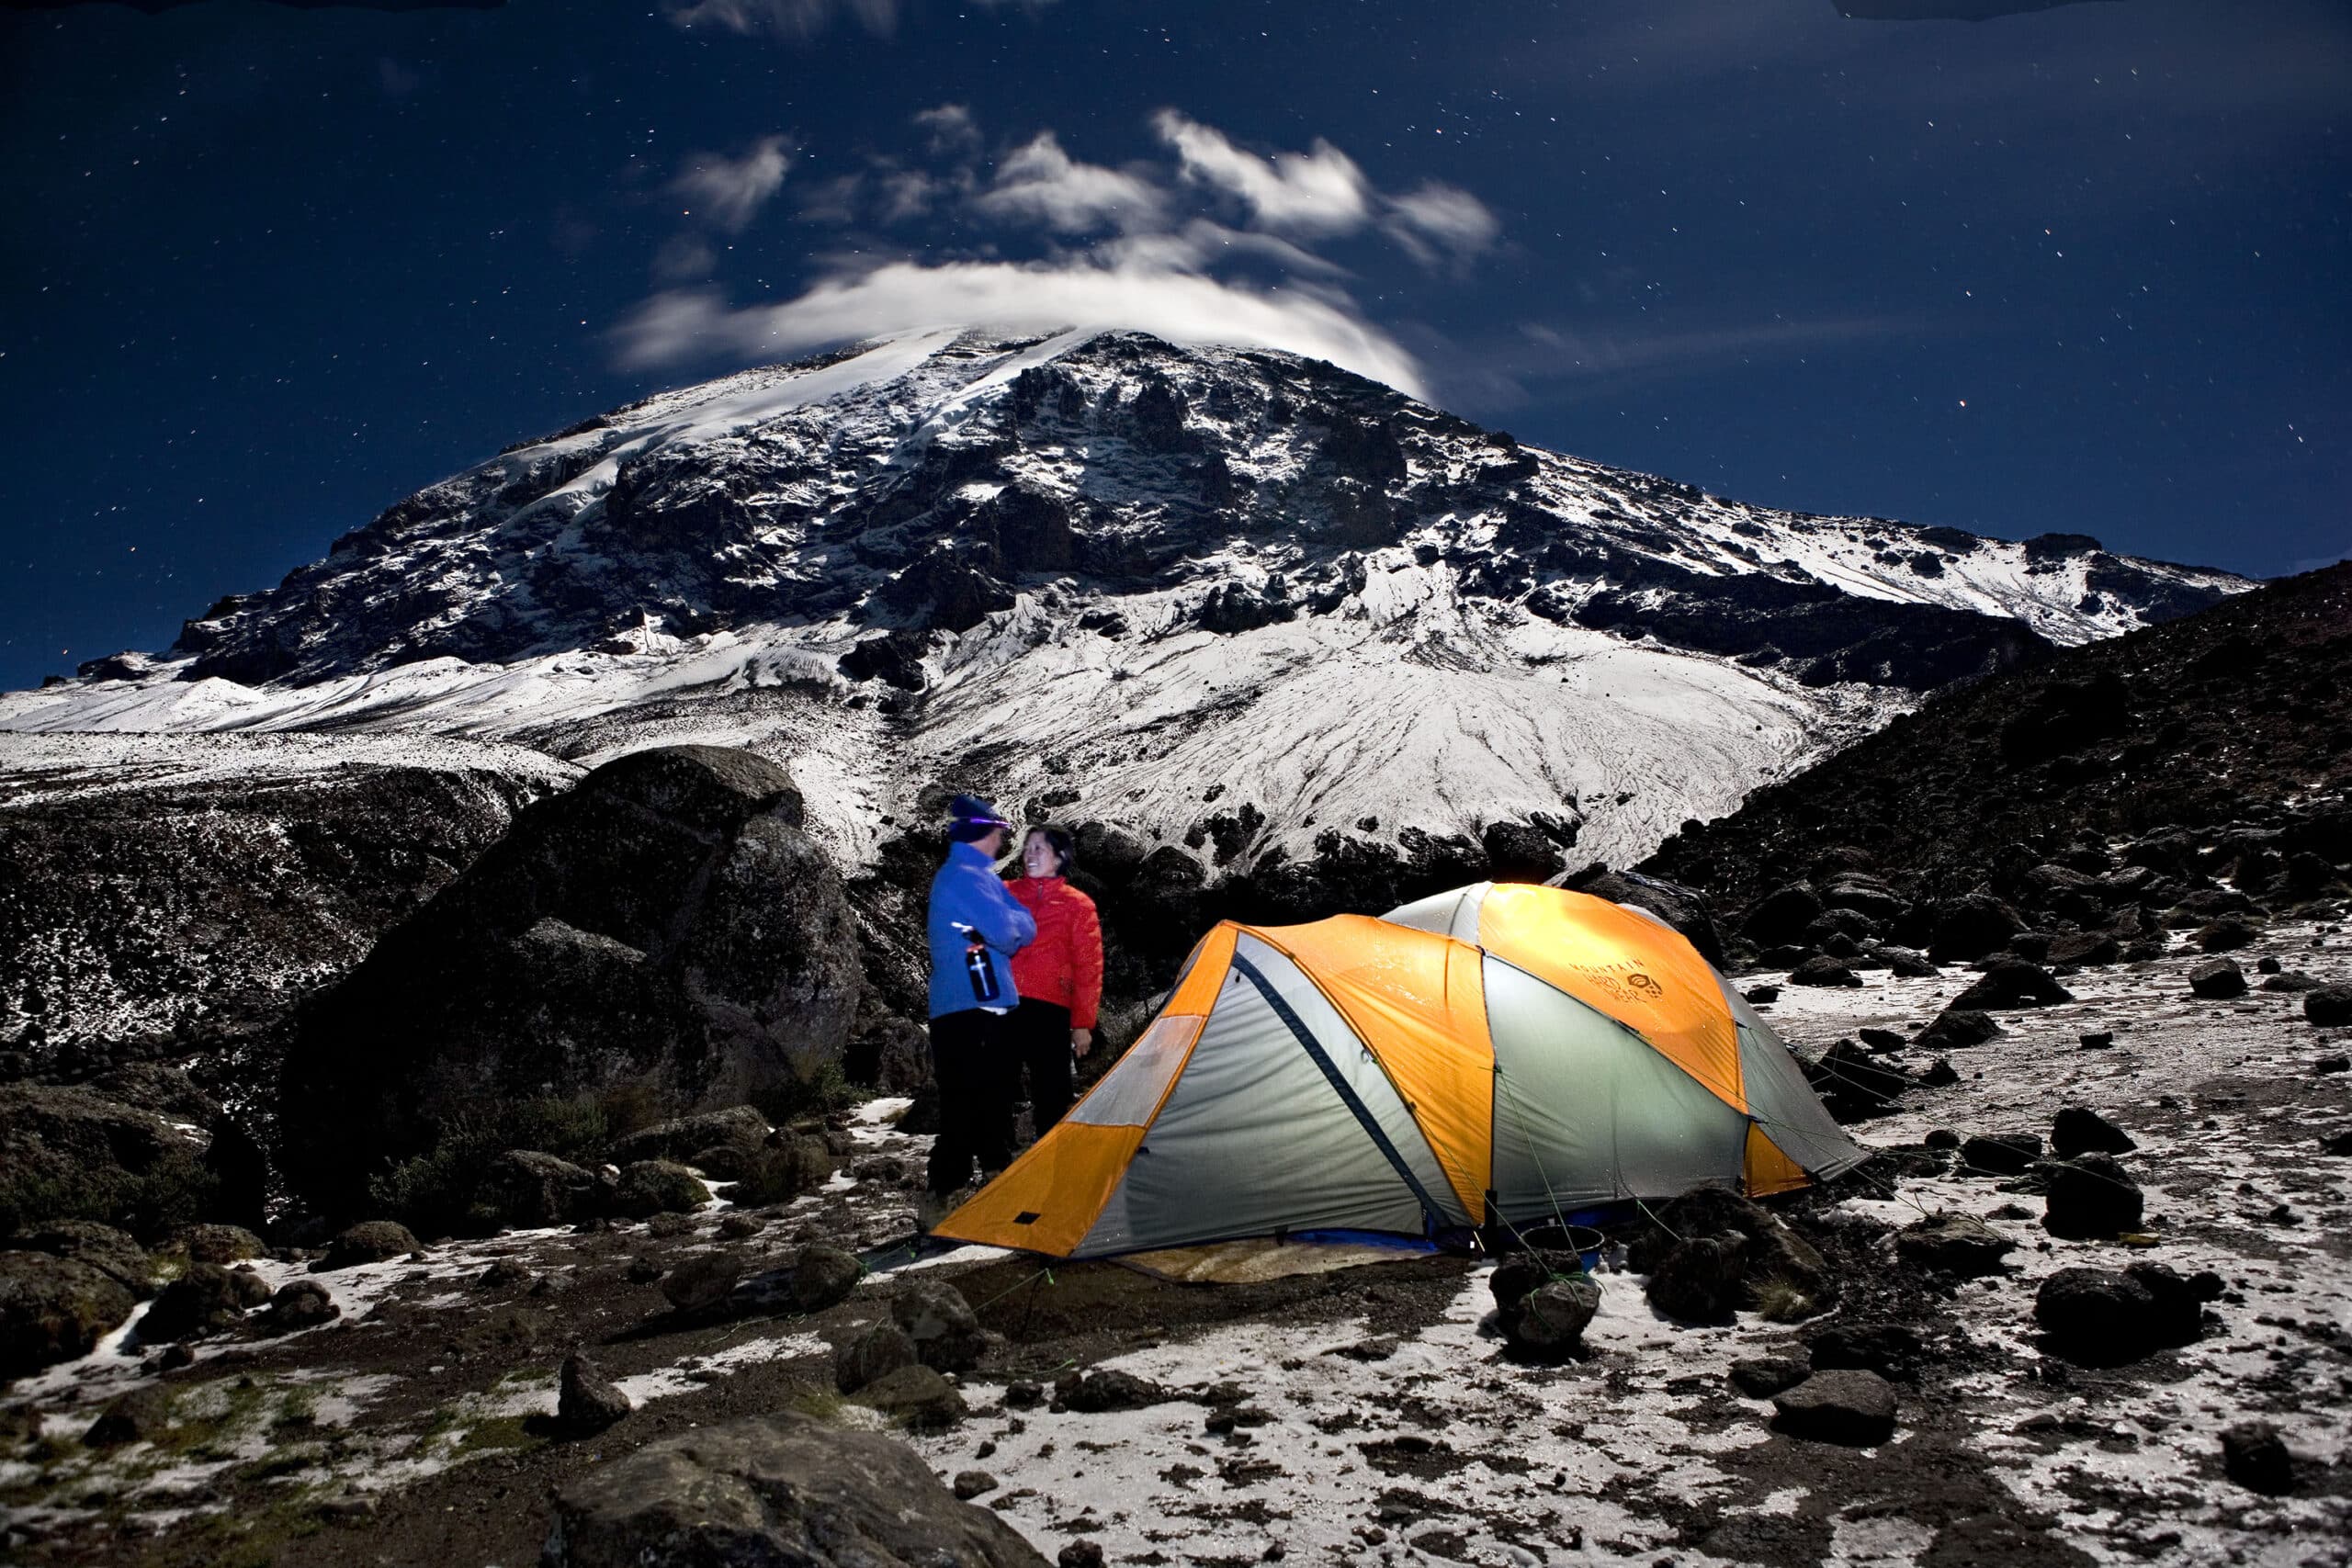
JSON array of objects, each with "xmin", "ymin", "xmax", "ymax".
[{"xmin": 1070, "ymin": 1027, "xmax": 1093, "ymax": 1058}]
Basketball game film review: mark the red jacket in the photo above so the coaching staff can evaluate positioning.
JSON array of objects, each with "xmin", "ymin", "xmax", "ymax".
[{"xmin": 1006, "ymin": 876, "xmax": 1104, "ymax": 1029}]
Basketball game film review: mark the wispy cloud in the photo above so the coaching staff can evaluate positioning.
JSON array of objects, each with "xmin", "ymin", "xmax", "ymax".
[
  {"xmin": 613, "ymin": 262, "xmax": 1429, "ymax": 398},
  {"xmin": 618, "ymin": 109, "xmax": 1507, "ymax": 398},
  {"xmin": 672, "ymin": 136, "xmax": 792, "ymax": 232},
  {"xmin": 1383, "ymin": 182, "xmax": 1502, "ymax": 270},
  {"xmin": 662, "ymin": 0, "xmax": 900, "ymax": 40},
  {"xmin": 1152, "ymin": 110, "xmax": 1373, "ymax": 239},
  {"xmin": 973, "ymin": 132, "xmax": 1166, "ymax": 234}
]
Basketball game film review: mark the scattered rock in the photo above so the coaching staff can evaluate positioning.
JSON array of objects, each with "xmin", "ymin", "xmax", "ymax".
[
  {"xmin": 1644, "ymin": 1235, "xmax": 1747, "ymax": 1324},
  {"xmin": 953, "ymin": 1470, "xmax": 1000, "ymax": 1500},
  {"xmin": 1498, "ymin": 1277, "xmax": 1601, "ymax": 1359},
  {"xmin": 1788, "ymin": 956, "xmax": 1862, "ymax": 988},
  {"xmin": 2315, "ymin": 1053, "xmax": 2351, "ymax": 1075},
  {"xmin": 1960, "ymin": 1134, "xmax": 2043, "ymax": 1177},
  {"xmin": 2035, "ymin": 1264, "xmax": 2209, "ymax": 1365},
  {"xmin": 852, "ymin": 1363, "xmax": 967, "ymax": 1430},
  {"xmin": 1770, "ymin": 1371, "xmax": 1897, "ymax": 1446},
  {"xmin": 476, "ymin": 1256, "xmax": 535, "ymax": 1292},
  {"xmin": 1805, "ymin": 1039, "xmax": 1915, "ymax": 1122},
  {"xmin": 557, "ymin": 1351, "xmax": 633, "ymax": 1434},
  {"xmin": 540, "ymin": 1411, "xmax": 1040, "ymax": 1565},
  {"xmin": 1728, "ymin": 1357, "xmax": 1811, "ymax": 1398},
  {"xmin": 2221, "ymin": 1421, "xmax": 2298, "ymax": 1495},
  {"xmin": 1632, "ymin": 1187, "xmax": 1834, "ymax": 1322},
  {"xmin": 2078, "ymin": 1031, "xmax": 2115, "ymax": 1050},
  {"xmin": 836, "ymin": 1323, "xmax": 919, "ymax": 1394},
  {"xmin": 1895, "ymin": 1213, "xmax": 2015, "ymax": 1278},
  {"xmin": 1058, "ymin": 1546, "xmax": 1106, "ymax": 1568},
  {"xmin": 2261, "ymin": 971, "xmax": 2325, "ymax": 993},
  {"xmin": 481, "ymin": 1151, "xmax": 604, "ymax": 1230},
  {"xmin": 1915, "ymin": 1010, "xmax": 2003, "ymax": 1051},
  {"xmin": 257, "ymin": 1280, "xmax": 340, "ymax": 1335},
  {"xmin": 2049, "ymin": 1105, "xmax": 2136, "ymax": 1158},
  {"xmin": 610, "ymin": 1161, "xmax": 710, "ymax": 1221},
  {"xmin": 1742, "ymin": 985, "xmax": 1781, "ymax": 1004},
  {"xmin": 1804, "ymin": 1321, "xmax": 1922, "ymax": 1381},
  {"xmin": 178, "ymin": 1224, "xmax": 266, "ymax": 1266},
  {"xmin": 84, "ymin": 1385, "xmax": 173, "ymax": 1447},
  {"xmin": 2188, "ymin": 958, "xmax": 2247, "ymax": 1000},
  {"xmin": 315, "ymin": 1221, "xmax": 420, "ymax": 1271},
  {"xmin": 790, "ymin": 1244, "xmax": 864, "ymax": 1311},
  {"xmin": 661, "ymin": 1251, "xmax": 745, "ymax": 1314},
  {"xmin": 610, "ymin": 1106, "xmax": 771, "ymax": 1166},
  {"xmin": 716, "ymin": 1213, "xmax": 763, "ymax": 1240},
  {"xmin": 892, "ymin": 1281, "xmax": 985, "ymax": 1373},
  {"xmin": 2192, "ymin": 918, "xmax": 2259, "ymax": 953},
  {"xmin": 1856, "ymin": 1027, "xmax": 1907, "ymax": 1053},
  {"xmin": 1055, "ymin": 1368, "xmax": 1174, "ymax": 1413},
  {"xmin": 2305, "ymin": 986, "xmax": 2352, "ymax": 1028},
  {"xmin": 2043, "ymin": 1153, "xmax": 2144, "ymax": 1239},
  {"xmin": 141, "ymin": 1262, "xmax": 270, "ymax": 1342},
  {"xmin": 1946, "ymin": 959, "xmax": 2073, "ymax": 1011}
]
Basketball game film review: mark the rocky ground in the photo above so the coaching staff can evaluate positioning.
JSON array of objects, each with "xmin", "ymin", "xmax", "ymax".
[{"xmin": 4, "ymin": 926, "xmax": 2346, "ymax": 1568}]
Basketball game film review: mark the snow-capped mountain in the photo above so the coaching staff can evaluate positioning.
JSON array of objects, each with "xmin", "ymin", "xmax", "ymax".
[{"xmin": 0, "ymin": 328, "xmax": 2245, "ymax": 875}]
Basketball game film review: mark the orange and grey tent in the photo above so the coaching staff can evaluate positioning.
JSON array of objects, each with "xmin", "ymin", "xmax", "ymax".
[{"xmin": 933, "ymin": 881, "xmax": 1866, "ymax": 1259}]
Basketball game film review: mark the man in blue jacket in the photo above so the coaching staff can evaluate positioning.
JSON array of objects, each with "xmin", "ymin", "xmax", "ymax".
[{"xmin": 922, "ymin": 793, "xmax": 1036, "ymax": 1227}]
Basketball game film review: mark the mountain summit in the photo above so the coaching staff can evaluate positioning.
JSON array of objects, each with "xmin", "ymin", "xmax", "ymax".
[{"xmin": 2, "ymin": 328, "xmax": 2242, "ymax": 873}]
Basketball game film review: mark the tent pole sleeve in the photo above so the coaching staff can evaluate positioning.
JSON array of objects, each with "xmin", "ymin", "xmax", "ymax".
[{"xmin": 1229, "ymin": 953, "xmax": 1447, "ymax": 1235}]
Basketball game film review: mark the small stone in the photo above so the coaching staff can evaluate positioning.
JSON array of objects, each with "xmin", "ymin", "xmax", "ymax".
[
  {"xmin": 892, "ymin": 1281, "xmax": 985, "ymax": 1373},
  {"xmin": 1789, "ymin": 956, "xmax": 1862, "ymax": 988},
  {"xmin": 2078, "ymin": 1031, "xmax": 2114, "ymax": 1050},
  {"xmin": 1923, "ymin": 1128, "xmax": 1960, "ymax": 1150},
  {"xmin": 256, "ymin": 1280, "xmax": 339, "ymax": 1336},
  {"xmin": 2314, "ymin": 1052, "xmax": 2352, "ymax": 1074},
  {"xmin": 1728, "ymin": 1357, "xmax": 1811, "ymax": 1398},
  {"xmin": 1742, "ymin": 985, "xmax": 1781, "ymax": 1004},
  {"xmin": 1058, "ymin": 1544, "xmax": 1107, "ymax": 1568},
  {"xmin": 1055, "ymin": 1368, "xmax": 1173, "ymax": 1413},
  {"xmin": 952, "ymin": 1470, "xmax": 999, "ymax": 1500},
  {"xmin": 314, "ymin": 1221, "xmax": 420, "ymax": 1271},
  {"xmin": 717, "ymin": 1213, "xmax": 763, "ymax": 1240},
  {"xmin": 786, "ymin": 1244, "xmax": 863, "ymax": 1311},
  {"xmin": 1004, "ymin": 1380, "xmax": 1044, "ymax": 1409},
  {"xmin": 316, "ymin": 1494, "xmax": 376, "ymax": 1523},
  {"xmin": 1946, "ymin": 959, "xmax": 2072, "ymax": 1011},
  {"xmin": 835, "ymin": 1323, "xmax": 919, "ymax": 1394},
  {"xmin": 1960, "ymin": 1134, "xmax": 2043, "ymax": 1177},
  {"xmin": 85, "ymin": 1385, "xmax": 173, "ymax": 1447},
  {"xmin": 2044, "ymin": 1153, "xmax": 2144, "ymax": 1239},
  {"xmin": 851, "ymin": 1363, "xmax": 966, "ymax": 1429},
  {"xmin": 1915, "ymin": 1009, "xmax": 2002, "ymax": 1051},
  {"xmin": 558, "ymin": 1351, "xmax": 632, "ymax": 1433},
  {"xmin": 2221, "ymin": 1421, "xmax": 2297, "ymax": 1495},
  {"xmin": 2050, "ymin": 1107, "xmax": 2137, "ymax": 1158},
  {"xmin": 1895, "ymin": 1213, "xmax": 2015, "ymax": 1278},
  {"xmin": 2309, "ymin": 985, "xmax": 2352, "ymax": 1029},
  {"xmin": 1770, "ymin": 1371, "xmax": 1897, "ymax": 1445},
  {"xmin": 2188, "ymin": 958, "xmax": 2247, "ymax": 1000},
  {"xmin": 661, "ymin": 1251, "xmax": 745, "ymax": 1314},
  {"xmin": 1500, "ymin": 1278, "xmax": 1601, "ymax": 1359}
]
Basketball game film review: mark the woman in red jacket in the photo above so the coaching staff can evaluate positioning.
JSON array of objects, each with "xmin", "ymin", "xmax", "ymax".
[{"xmin": 1006, "ymin": 825, "xmax": 1104, "ymax": 1136}]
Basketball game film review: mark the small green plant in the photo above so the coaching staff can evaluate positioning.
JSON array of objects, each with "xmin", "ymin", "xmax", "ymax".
[
  {"xmin": 1749, "ymin": 1275, "xmax": 1821, "ymax": 1323},
  {"xmin": 751, "ymin": 1058, "xmax": 856, "ymax": 1126}
]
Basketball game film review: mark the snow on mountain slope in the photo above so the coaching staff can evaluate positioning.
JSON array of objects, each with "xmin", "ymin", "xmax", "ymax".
[{"xmin": 0, "ymin": 329, "xmax": 2248, "ymax": 875}]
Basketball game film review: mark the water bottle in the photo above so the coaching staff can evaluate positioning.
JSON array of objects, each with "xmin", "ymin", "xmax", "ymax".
[{"xmin": 955, "ymin": 923, "xmax": 1001, "ymax": 1004}]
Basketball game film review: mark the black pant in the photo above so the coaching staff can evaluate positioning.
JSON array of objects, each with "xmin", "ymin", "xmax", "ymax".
[
  {"xmin": 1007, "ymin": 998, "xmax": 1076, "ymax": 1137},
  {"xmin": 928, "ymin": 1008, "xmax": 1012, "ymax": 1196}
]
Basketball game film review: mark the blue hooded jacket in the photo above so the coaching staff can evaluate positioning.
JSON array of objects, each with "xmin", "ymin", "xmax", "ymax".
[{"xmin": 927, "ymin": 839, "xmax": 1037, "ymax": 1020}]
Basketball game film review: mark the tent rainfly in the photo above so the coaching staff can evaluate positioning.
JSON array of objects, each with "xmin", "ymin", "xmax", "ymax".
[{"xmin": 933, "ymin": 882, "xmax": 1868, "ymax": 1259}]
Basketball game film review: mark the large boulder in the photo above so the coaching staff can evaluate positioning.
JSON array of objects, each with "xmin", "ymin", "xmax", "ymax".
[
  {"xmin": 13, "ymin": 1222, "xmax": 153, "ymax": 1297},
  {"xmin": 1894, "ymin": 1213, "xmax": 2014, "ymax": 1278},
  {"xmin": 892, "ymin": 1281, "xmax": 986, "ymax": 1373},
  {"xmin": 316, "ymin": 1220, "xmax": 420, "ymax": 1270},
  {"xmin": 610, "ymin": 1107, "xmax": 771, "ymax": 1166},
  {"xmin": 2035, "ymin": 1263, "xmax": 2212, "ymax": 1365},
  {"xmin": 541, "ymin": 1412, "xmax": 1045, "ymax": 1566},
  {"xmin": 0, "ymin": 1084, "xmax": 218, "ymax": 1242},
  {"xmin": 278, "ymin": 747, "xmax": 864, "ymax": 1217},
  {"xmin": 1945, "ymin": 960, "xmax": 2073, "ymax": 1011},
  {"xmin": 480, "ymin": 1151, "xmax": 604, "ymax": 1230},
  {"xmin": 611, "ymin": 1162, "xmax": 709, "ymax": 1221},
  {"xmin": 1770, "ymin": 1370, "xmax": 1898, "ymax": 1446},
  {"xmin": 139, "ymin": 1261, "xmax": 272, "ymax": 1342},
  {"xmin": 0, "ymin": 1249, "xmax": 137, "ymax": 1377},
  {"xmin": 2043, "ymin": 1153, "xmax": 2143, "ymax": 1239}
]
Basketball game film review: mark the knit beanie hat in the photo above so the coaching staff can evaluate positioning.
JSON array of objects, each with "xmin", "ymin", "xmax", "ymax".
[{"xmin": 944, "ymin": 793, "xmax": 1012, "ymax": 843}]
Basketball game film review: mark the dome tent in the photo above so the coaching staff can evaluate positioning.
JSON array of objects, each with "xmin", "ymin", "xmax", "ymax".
[{"xmin": 932, "ymin": 883, "xmax": 1867, "ymax": 1260}]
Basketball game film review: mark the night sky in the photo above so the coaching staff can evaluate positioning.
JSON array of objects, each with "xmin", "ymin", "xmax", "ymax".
[{"xmin": 2, "ymin": 0, "xmax": 2345, "ymax": 694}]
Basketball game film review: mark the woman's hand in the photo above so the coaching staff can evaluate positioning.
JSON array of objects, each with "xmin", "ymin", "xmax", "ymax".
[{"xmin": 1070, "ymin": 1027, "xmax": 1093, "ymax": 1058}]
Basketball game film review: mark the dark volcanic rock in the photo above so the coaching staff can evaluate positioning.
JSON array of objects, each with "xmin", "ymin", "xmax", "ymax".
[
  {"xmin": 257, "ymin": 1280, "xmax": 340, "ymax": 1335},
  {"xmin": 0, "ymin": 1249, "xmax": 137, "ymax": 1376},
  {"xmin": 1055, "ymin": 1368, "xmax": 1174, "ymax": 1413},
  {"xmin": 1498, "ymin": 1277, "xmax": 1601, "ymax": 1359},
  {"xmin": 14, "ymin": 1221, "xmax": 152, "ymax": 1297},
  {"xmin": 141, "ymin": 1261, "xmax": 272, "ymax": 1342},
  {"xmin": 1895, "ymin": 1213, "xmax": 2015, "ymax": 1277},
  {"xmin": 1805, "ymin": 1039, "xmax": 1914, "ymax": 1121},
  {"xmin": 2221, "ymin": 1421, "xmax": 2298, "ymax": 1495},
  {"xmin": 2305, "ymin": 985, "xmax": 2352, "ymax": 1027},
  {"xmin": 611, "ymin": 1161, "xmax": 709, "ymax": 1220},
  {"xmin": 609, "ymin": 1106, "xmax": 770, "ymax": 1166},
  {"xmin": 2035, "ymin": 1263, "xmax": 2210, "ymax": 1365},
  {"xmin": 2050, "ymin": 1106, "xmax": 2137, "ymax": 1158},
  {"xmin": 2042, "ymin": 1153, "xmax": 2144, "ymax": 1239},
  {"xmin": 480, "ymin": 1151, "xmax": 604, "ymax": 1231},
  {"xmin": 85, "ymin": 1385, "xmax": 175, "ymax": 1447},
  {"xmin": 278, "ymin": 747, "xmax": 863, "ymax": 1219},
  {"xmin": 1770, "ymin": 1370, "xmax": 1897, "ymax": 1446},
  {"xmin": 557, "ymin": 1351, "xmax": 633, "ymax": 1434},
  {"xmin": 1946, "ymin": 959, "xmax": 2072, "ymax": 1010},
  {"xmin": 892, "ymin": 1281, "xmax": 986, "ymax": 1373},
  {"xmin": 2188, "ymin": 958, "xmax": 2248, "ymax": 1000},
  {"xmin": 1728, "ymin": 1356, "xmax": 1812, "ymax": 1398},
  {"xmin": 178, "ymin": 1223, "xmax": 265, "ymax": 1266},
  {"xmin": 1804, "ymin": 1321, "xmax": 1923, "ymax": 1381},
  {"xmin": 835, "ymin": 1323, "xmax": 919, "ymax": 1395},
  {"xmin": 1916, "ymin": 1010, "xmax": 2002, "ymax": 1051},
  {"xmin": 1960, "ymin": 1134, "xmax": 2042, "ymax": 1176},
  {"xmin": 853, "ymin": 1363, "xmax": 968, "ymax": 1429},
  {"xmin": 317, "ymin": 1220, "xmax": 420, "ymax": 1270},
  {"xmin": 1555, "ymin": 864, "xmax": 1725, "ymax": 968},
  {"xmin": 1633, "ymin": 1186, "xmax": 1833, "ymax": 1322},
  {"xmin": 541, "ymin": 1410, "xmax": 1043, "ymax": 1566},
  {"xmin": 1788, "ymin": 955, "xmax": 1862, "ymax": 988}
]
